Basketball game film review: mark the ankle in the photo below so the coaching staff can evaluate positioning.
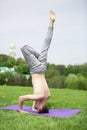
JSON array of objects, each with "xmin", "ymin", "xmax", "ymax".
[
  {"xmin": 49, "ymin": 20, "xmax": 55, "ymax": 27},
  {"xmin": 50, "ymin": 18, "xmax": 55, "ymax": 23}
]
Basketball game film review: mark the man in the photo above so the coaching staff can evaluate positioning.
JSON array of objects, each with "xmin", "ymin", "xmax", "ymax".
[{"xmin": 19, "ymin": 10, "xmax": 55, "ymax": 113}]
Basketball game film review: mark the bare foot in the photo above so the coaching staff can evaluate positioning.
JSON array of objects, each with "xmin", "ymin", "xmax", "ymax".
[{"xmin": 50, "ymin": 10, "xmax": 55, "ymax": 22}]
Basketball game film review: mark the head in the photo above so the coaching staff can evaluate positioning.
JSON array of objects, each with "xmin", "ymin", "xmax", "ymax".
[{"xmin": 37, "ymin": 103, "xmax": 49, "ymax": 114}]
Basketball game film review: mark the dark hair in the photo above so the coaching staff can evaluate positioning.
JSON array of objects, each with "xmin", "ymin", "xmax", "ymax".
[{"xmin": 38, "ymin": 105, "xmax": 49, "ymax": 114}]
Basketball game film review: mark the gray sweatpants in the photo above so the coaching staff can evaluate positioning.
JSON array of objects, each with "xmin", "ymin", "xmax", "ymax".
[{"xmin": 21, "ymin": 26, "xmax": 54, "ymax": 74}]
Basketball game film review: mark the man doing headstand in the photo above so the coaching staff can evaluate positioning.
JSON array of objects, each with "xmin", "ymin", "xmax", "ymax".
[{"xmin": 19, "ymin": 10, "xmax": 56, "ymax": 113}]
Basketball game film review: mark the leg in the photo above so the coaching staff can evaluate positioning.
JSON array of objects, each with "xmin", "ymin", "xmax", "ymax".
[
  {"xmin": 21, "ymin": 46, "xmax": 46, "ymax": 74},
  {"xmin": 38, "ymin": 10, "xmax": 55, "ymax": 64},
  {"xmin": 19, "ymin": 94, "xmax": 44, "ymax": 113},
  {"xmin": 21, "ymin": 10, "xmax": 55, "ymax": 74},
  {"xmin": 38, "ymin": 27, "xmax": 54, "ymax": 64},
  {"xmin": 22, "ymin": 45, "xmax": 39, "ymax": 58},
  {"xmin": 21, "ymin": 46, "xmax": 41, "ymax": 68}
]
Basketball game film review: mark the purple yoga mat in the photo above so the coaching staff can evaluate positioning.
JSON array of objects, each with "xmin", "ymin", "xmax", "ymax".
[{"xmin": 0, "ymin": 105, "xmax": 81, "ymax": 118}]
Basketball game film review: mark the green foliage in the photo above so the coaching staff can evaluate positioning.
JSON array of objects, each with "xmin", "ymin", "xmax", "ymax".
[
  {"xmin": 79, "ymin": 63, "xmax": 87, "ymax": 77},
  {"xmin": 15, "ymin": 63, "xmax": 29, "ymax": 74},
  {"xmin": 46, "ymin": 63, "xmax": 59, "ymax": 78},
  {"xmin": 0, "ymin": 72, "xmax": 31, "ymax": 86},
  {"xmin": 47, "ymin": 75, "xmax": 66, "ymax": 88},
  {"xmin": 12, "ymin": 74, "xmax": 27, "ymax": 86},
  {"xmin": 7, "ymin": 56, "xmax": 16, "ymax": 67},
  {"xmin": 78, "ymin": 75, "xmax": 87, "ymax": 90},
  {"xmin": 56, "ymin": 64, "xmax": 66, "ymax": 75},
  {"xmin": 66, "ymin": 74, "xmax": 79, "ymax": 90},
  {"xmin": 65, "ymin": 65, "xmax": 80, "ymax": 76},
  {"xmin": 0, "ymin": 73, "xmax": 6, "ymax": 85},
  {"xmin": 0, "ymin": 54, "xmax": 87, "ymax": 90},
  {"xmin": 46, "ymin": 64, "xmax": 66, "ymax": 88},
  {"xmin": 65, "ymin": 64, "xmax": 87, "ymax": 77},
  {"xmin": 15, "ymin": 58, "xmax": 24, "ymax": 65},
  {"xmin": 15, "ymin": 58, "xmax": 29, "ymax": 74},
  {"xmin": 0, "ymin": 54, "xmax": 9, "ymax": 67},
  {"xmin": 66, "ymin": 73, "xmax": 87, "ymax": 90}
]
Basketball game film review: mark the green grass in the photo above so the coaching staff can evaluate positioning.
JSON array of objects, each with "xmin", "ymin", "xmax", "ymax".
[{"xmin": 0, "ymin": 86, "xmax": 87, "ymax": 130}]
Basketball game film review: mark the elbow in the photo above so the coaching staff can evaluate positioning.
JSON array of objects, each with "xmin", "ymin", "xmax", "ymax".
[{"xmin": 19, "ymin": 96, "xmax": 23, "ymax": 102}]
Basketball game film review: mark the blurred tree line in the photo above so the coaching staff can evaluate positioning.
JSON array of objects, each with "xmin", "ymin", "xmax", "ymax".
[{"xmin": 0, "ymin": 54, "xmax": 87, "ymax": 90}]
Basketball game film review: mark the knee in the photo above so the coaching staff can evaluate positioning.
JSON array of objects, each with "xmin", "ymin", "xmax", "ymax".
[
  {"xmin": 21, "ymin": 45, "xmax": 27, "ymax": 52},
  {"xmin": 20, "ymin": 45, "xmax": 25, "ymax": 53},
  {"xmin": 21, "ymin": 45, "xmax": 29, "ymax": 55}
]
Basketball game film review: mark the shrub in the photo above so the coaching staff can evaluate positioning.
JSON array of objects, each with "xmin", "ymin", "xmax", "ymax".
[
  {"xmin": 47, "ymin": 76, "xmax": 66, "ymax": 88},
  {"xmin": 0, "ymin": 73, "xmax": 6, "ymax": 85},
  {"xmin": 78, "ymin": 75, "xmax": 87, "ymax": 90},
  {"xmin": 66, "ymin": 74, "xmax": 79, "ymax": 90},
  {"xmin": 0, "ymin": 72, "xmax": 31, "ymax": 86}
]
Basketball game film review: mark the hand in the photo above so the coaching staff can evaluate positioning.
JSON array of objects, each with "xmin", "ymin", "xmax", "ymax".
[
  {"xmin": 32, "ymin": 108, "xmax": 37, "ymax": 112},
  {"xmin": 19, "ymin": 110, "xmax": 29, "ymax": 113}
]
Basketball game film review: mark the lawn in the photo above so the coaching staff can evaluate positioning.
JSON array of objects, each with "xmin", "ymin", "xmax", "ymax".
[{"xmin": 0, "ymin": 86, "xmax": 87, "ymax": 130}]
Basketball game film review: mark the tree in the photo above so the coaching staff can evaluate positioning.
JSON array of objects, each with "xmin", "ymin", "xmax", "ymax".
[
  {"xmin": 7, "ymin": 56, "xmax": 16, "ymax": 67},
  {"xmin": 46, "ymin": 63, "xmax": 59, "ymax": 79},
  {"xmin": 78, "ymin": 75, "xmax": 87, "ymax": 90},
  {"xmin": 79, "ymin": 63, "xmax": 87, "ymax": 77},
  {"xmin": 0, "ymin": 54, "xmax": 8, "ymax": 67},
  {"xmin": 56, "ymin": 65, "xmax": 66, "ymax": 75},
  {"xmin": 16, "ymin": 58, "xmax": 25, "ymax": 65},
  {"xmin": 0, "ymin": 73, "xmax": 6, "ymax": 85},
  {"xmin": 15, "ymin": 62, "xmax": 29, "ymax": 74},
  {"xmin": 14, "ymin": 57, "xmax": 29, "ymax": 74},
  {"xmin": 47, "ymin": 75, "xmax": 66, "ymax": 88}
]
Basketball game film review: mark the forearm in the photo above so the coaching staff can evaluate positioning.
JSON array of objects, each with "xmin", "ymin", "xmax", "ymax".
[
  {"xmin": 32, "ymin": 101, "xmax": 38, "ymax": 111},
  {"xmin": 19, "ymin": 94, "xmax": 43, "ymax": 111},
  {"xmin": 32, "ymin": 101, "xmax": 36, "ymax": 109},
  {"xmin": 19, "ymin": 96, "xmax": 24, "ymax": 111},
  {"xmin": 32, "ymin": 102, "xmax": 37, "ymax": 111}
]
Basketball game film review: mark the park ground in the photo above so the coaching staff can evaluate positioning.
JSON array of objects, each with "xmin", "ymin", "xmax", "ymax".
[{"xmin": 0, "ymin": 86, "xmax": 87, "ymax": 130}]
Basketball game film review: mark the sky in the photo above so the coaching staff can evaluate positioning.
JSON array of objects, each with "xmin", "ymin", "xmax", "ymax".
[{"xmin": 0, "ymin": 0, "xmax": 87, "ymax": 65}]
